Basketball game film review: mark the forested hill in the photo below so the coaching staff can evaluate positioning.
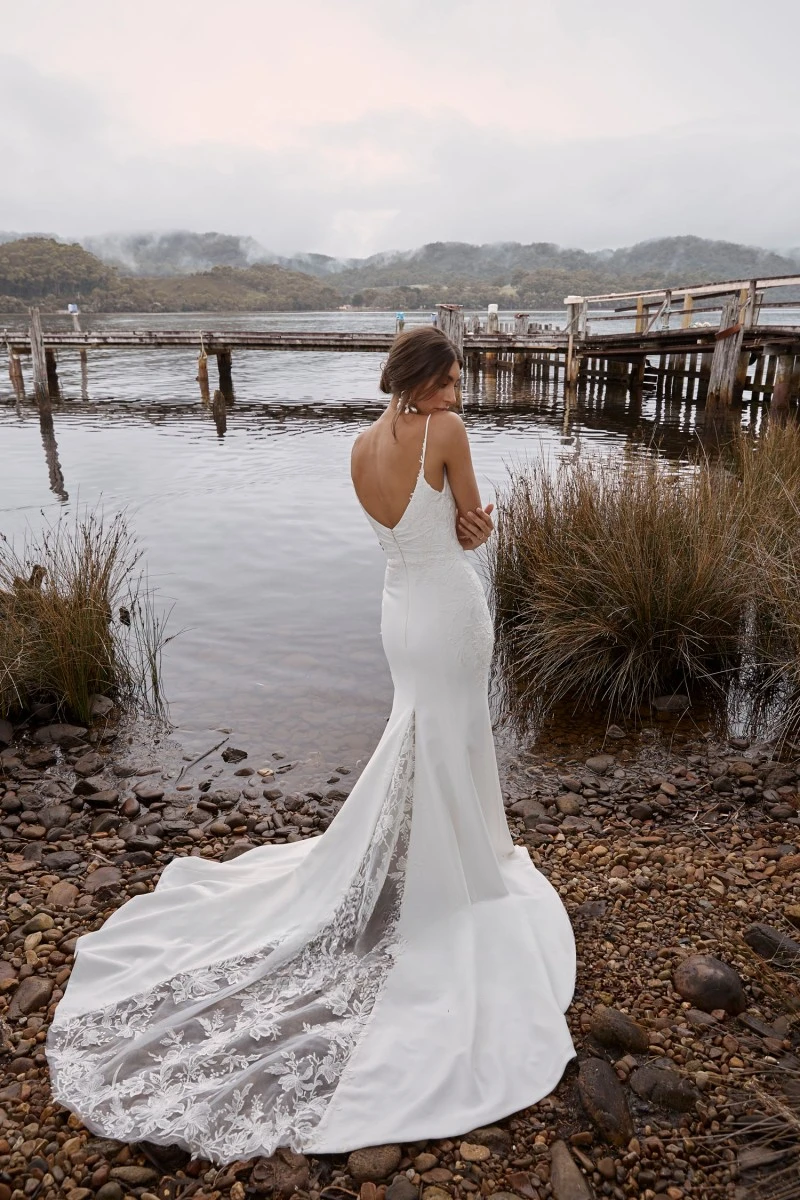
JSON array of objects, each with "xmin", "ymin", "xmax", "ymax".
[
  {"xmin": 0, "ymin": 238, "xmax": 343, "ymax": 312},
  {"xmin": 1, "ymin": 233, "xmax": 798, "ymax": 313}
]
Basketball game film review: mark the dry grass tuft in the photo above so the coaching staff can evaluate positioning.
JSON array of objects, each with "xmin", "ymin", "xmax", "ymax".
[
  {"xmin": 0, "ymin": 509, "xmax": 171, "ymax": 724},
  {"xmin": 490, "ymin": 454, "xmax": 747, "ymax": 729}
]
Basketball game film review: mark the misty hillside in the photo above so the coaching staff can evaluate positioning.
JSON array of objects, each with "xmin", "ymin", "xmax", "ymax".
[
  {"xmin": 82, "ymin": 231, "xmax": 276, "ymax": 276},
  {"xmin": 0, "ymin": 238, "xmax": 343, "ymax": 312},
  {"xmin": 2, "ymin": 233, "xmax": 799, "ymax": 313}
]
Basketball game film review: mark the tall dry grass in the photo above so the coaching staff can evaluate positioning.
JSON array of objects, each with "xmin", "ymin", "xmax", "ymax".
[
  {"xmin": 0, "ymin": 509, "xmax": 171, "ymax": 725},
  {"xmin": 490, "ymin": 453, "xmax": 748, "ymax": 728},
  {"xmin": 732, "ymin": 419, "xmax": 800, "ymax": 742}
]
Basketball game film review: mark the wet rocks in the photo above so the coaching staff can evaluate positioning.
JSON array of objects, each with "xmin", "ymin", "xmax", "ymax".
[
  {"xmin": 40, "ymin": 802, "xmax": 70, "ymax": 828},
  {"xmin": 249, "ymin": 1148, "xmax": 310, "ymax": 1195},
  {"xmin": 577, "ymin": 1057, "xmax": 634, "ymax": 1147},
  {"xmin": 32, "ymin": 723, "xmax": 87, "ymax": 747},
  {"xmin": 465, "ymin": 1124, "xmax": 512, "ymax": 1154},
  {"xmin": 73, "ymin": 750, "xmax": 105, "ymax": 777},
  {"xmin": 90, "ymin": 693, "xmax": 115, "ymax": 718},
  {"xmin": 132, "ymin": 779, "xmax": 165, "ymax": 804},
  {"xmin": 585, "ymin": 754, "xmax": 615, "ymax": 775},
  {"xmin": 629, "ymin": 1065, "xmax": 699, "ymax": 1111},
  {"xmin": 83, "ymin": 865, "xmax": 124, "ymax": 894},
  {"xmin": 41, "ymin": 849, "xmax": 82, "ymax": 870},
  {"xmin": 556, "ymin": 792, "xmax": 584, "ymax": 816},
  {"xmin": 549, "ymin": 1139, "xmax": 593, "ymax": 1200},
  {"xmin": 347, "ymin": 1144, "xmax": 402, "ymax": 1183},
  {"xmin": 109, "ymin": 1164, "xmax": 159, "ymax": 1185},
  {"xmin": 7, "ymin": 975, "xmax": 53, "ymax": 1018},
  {"xmin": 459, "ymin": 1141, "xmax": 491, "ymax": 1163},
  {"xmin": 0, "ymin": 717, "xmax": 13, "ymax": 747},
  {"xmin": 47, "ymin": 879, "xmax": 79, "ymax": 907},
  {"xmin": 386, "ymin": 1176, "xmax": 419, "ymax": 1200},
  {"xmin": 743, "ymin": 921, "xmax": 800, "ymax": 967},
  {"xmin": 222, "ymin": 746, "xmax": 248, "ymax": 763},
  {"xmin": 510, "ymin": 797, "xmax": 548, "ymax": 825},
  {"xmin": 673, "ymin": 953, "xmax": 747, "ymax": 1014},
  {"xmin": 589, "ymin": 1005, "xmax": 650, "ymax": 1053}
]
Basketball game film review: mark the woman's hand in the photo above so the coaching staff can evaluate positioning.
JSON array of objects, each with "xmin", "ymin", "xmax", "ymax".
[{"xmin": 457, "ymin": 503, "xmax": 494, "ymax": 550}]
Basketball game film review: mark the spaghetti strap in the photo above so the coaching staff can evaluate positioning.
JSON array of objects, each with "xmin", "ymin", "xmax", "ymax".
[{"xmin": 419, "ymin": 413, "xmax": 432, "ymax": 473}]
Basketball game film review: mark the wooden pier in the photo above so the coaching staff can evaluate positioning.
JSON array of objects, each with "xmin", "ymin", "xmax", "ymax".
[{"xmin": 4, "ymin": 272, "xmax": 800, "ymax": 414}]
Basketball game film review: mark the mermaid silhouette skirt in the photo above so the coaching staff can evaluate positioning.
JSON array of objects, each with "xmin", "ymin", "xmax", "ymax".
[{"xmin": 45, "ymin": 464, "xmax": 577, "ymax": 1163}]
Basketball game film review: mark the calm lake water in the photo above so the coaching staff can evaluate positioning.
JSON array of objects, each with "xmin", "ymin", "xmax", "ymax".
[{"xmin": 1, "ymin": 309, "xmax": 795, "ymax": 785}]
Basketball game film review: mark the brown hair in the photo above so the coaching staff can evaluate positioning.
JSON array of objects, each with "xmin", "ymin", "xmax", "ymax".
[{"xmin": 379, "ymin": 327, "xmax": 462, "ymax": 430}]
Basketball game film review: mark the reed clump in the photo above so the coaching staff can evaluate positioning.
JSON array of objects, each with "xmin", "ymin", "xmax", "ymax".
[
  {"xmin": 490, "ymin": 453, "xmax": 748, "ymax": 727},
  {"xmin": 0, "ymin": 510, "xmax": 169, "ymax": 725},
  {"xmin": 731, "ymin": 420, "xmax": 800, "ymax": 739}
]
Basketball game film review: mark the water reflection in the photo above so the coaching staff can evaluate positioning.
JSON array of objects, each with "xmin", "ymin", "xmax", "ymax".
[{"xmin": 1, "ymin": 315, "xmax": 798, "ymax": 788}]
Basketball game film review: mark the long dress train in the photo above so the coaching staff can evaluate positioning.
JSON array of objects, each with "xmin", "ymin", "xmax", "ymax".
[{"xmin": 45, "ymin": 416, "xmax": 577, "ymax": 1164}]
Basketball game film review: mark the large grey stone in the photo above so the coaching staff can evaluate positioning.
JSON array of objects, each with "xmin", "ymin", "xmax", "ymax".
[
  {"xmin": 73, "ymin": 750, "xmax": 105, "ymax": 777},
  {"xmin": 673, "ymin": 954, "xmax": 747, "ymax": 1014},
  {"xmin": 132, "ymin": 780, "xmax": 165, "ymax": 803},
  {"xmin": 549, "ymin": 1139, "xmax": 593, "ymax": 1200},
  {"xmin": 347, "ymin": 1145, "xmax": 402, "ymax": 1184},
  {"xmin": 8, "ymin": 975, "xmax": 54, "ymax": 1018},
  {"xmin": 83, "ymin": 865, "xmax": 123, "ymax": 894},
  {"xmin": 585, "ymin": 755, "xmax": 615, "ymax": 775},
  {"xmin": 590, "ymin": 1005, "xmax": 650, "ymax": 1053},
  {"xmin": 743, "ymin": 922, "xmax": 800, "ymax": 968},
  {"xmin": 629, "ymin": 1065, "xmax": 699, "ymax": 1111},
  {"xmin": 577, "ymin": 1057, "xmax": 633, "ymax": 1147},
  {"xmin": 40, "ymin": 803, "xmax": 70, "ymax": 829},
  {"xmin": 33, "ymin": 723, "xmax": 87, "ymax": 747}
]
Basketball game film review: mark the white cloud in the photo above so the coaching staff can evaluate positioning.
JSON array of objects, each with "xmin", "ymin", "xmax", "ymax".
[{"xmin": 1, "ymin": 0, "xmax": 799, "ymax": 256}]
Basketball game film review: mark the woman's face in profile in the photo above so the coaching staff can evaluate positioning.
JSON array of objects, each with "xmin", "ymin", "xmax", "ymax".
[{"xmin": 413, "ymin": 360, "xmax": 461, "ymax": 413}]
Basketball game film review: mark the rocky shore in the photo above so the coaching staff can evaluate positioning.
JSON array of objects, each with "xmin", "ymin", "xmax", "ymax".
[{"xmin": 1, "ymin": 706, "xmax": 799, "ymax": 1200}]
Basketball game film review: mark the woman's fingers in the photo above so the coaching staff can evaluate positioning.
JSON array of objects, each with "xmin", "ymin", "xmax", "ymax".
[{"xmin": 457, "ymin": 506, "xmax": 494, "ymax": 545}]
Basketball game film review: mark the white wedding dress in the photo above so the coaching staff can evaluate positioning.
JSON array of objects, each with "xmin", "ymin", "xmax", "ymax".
[{"xmin": 46, "ymin": 416, "xmax": 577, "ymax": 1164}]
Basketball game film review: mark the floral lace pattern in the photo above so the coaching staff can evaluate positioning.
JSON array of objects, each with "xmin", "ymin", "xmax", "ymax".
[{"xmin": 47, "ymin": 717, "xmax": 416, "ymax": 1163}]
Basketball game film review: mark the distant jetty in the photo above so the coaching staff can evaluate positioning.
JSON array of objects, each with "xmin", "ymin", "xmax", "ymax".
[{"xmin": 5, "ymin": 272, "xmax": 800, "ymax": 415}]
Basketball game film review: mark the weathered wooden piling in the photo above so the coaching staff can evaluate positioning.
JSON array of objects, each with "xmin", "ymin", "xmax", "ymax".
[
  {"xmin": 436, "ymin": 304, "xmax": 465, "ymax": 356},
  {"xmin": 45, "ymin": 350, "xmax": 60, "ymax": 400},
  {"xmin": 707, "ymin": 295, "xmax": 744, "ymax": 406},
  {"xmin": 771, "ymin": 352, "xmax": 796, "ymax": 414},
  {"xmin": 8, "ymin": 350, "xmax": 25, "ymax": 400},
  {"xmin": 28, "ymin": 307, "xmax": 50, "ymax": 407},
  {"xmin": 211, "ymin": 389, "xmax": 227, "ymax": 435},
  {"xmin": 197, "ymin": 345, "xmax": 210, "ymax": 404},
  {"xmin": 216, "ymin": 349, "xmax": 234, "ymax": 401}
]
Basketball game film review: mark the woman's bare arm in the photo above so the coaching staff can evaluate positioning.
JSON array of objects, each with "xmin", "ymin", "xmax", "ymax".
[{"xmin": 433, "ymin": 412, "xmax": 495, "ymax": 549}]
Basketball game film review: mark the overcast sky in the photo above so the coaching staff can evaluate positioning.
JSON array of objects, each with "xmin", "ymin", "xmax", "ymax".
[{"xmin": 2, "ymin": 0, "xmax": 799, "ymax": 257}]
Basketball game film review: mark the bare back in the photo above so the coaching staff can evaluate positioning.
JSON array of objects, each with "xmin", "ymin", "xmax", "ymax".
[{"xmin": 351, "ymin": 412, "xmax": 444, "ymax": 530}]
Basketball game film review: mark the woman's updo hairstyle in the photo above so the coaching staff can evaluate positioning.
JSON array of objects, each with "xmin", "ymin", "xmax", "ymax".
[{"xmin": 380, "ymin": 327, "xmax": 463, "ymax": 430}]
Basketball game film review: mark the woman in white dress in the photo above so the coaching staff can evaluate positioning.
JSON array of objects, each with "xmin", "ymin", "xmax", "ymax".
[{"xmin": 45, "ymin": 327, "xmax": 577, "ymax": 1164}]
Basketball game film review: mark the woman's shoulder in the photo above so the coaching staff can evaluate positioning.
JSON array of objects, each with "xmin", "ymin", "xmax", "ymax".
[{"xmin": 427, "ymin": 408, "xmax": 468, "ymax": 447}]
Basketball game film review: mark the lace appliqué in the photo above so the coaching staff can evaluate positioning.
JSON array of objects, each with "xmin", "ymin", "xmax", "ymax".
[{"xmin": 46, "ymin": 718, "xmax": 416, "ymax": 1163}]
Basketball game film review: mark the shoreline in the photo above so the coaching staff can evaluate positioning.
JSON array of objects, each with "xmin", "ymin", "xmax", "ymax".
[{"xmin": 2, "ymin": 707, "xmax": 799, "ymax": 1199}]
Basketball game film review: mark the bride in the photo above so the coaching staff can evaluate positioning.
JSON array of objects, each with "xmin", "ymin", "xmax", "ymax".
[{"xmin": 46, "ymin": 327, "xmax": 577, "ymax": 1164}]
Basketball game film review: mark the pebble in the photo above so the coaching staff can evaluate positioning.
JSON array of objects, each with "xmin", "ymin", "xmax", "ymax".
[
  {"xmin": 1, "ymin": 723, "xmax": 795, "ymax": 1200},
  {"xmin": 549, "ymin": 1139, "xmax": 592, "ymax": 1200},
  {"xmin": 459, "ymin": 1141, "xmax": 491, "ymax": 1163},
  {"xmin": 589, "ymin": 1005, "xmax": 650, "ymax": 1052},
  {"xmin": 347, "ymin": 1145, "xmax": 402, "ymax": 1183}
]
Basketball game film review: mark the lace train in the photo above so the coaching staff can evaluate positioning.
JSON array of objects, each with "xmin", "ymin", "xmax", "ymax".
[{"xmin": 47, "ymin": 717, "xmax": 416, "ymax": 1161}]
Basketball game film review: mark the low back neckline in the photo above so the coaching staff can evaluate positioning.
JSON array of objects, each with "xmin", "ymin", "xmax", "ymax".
[{"xmin": 357, "ymin": 414, "xmax": 446, "ymax": 533}]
